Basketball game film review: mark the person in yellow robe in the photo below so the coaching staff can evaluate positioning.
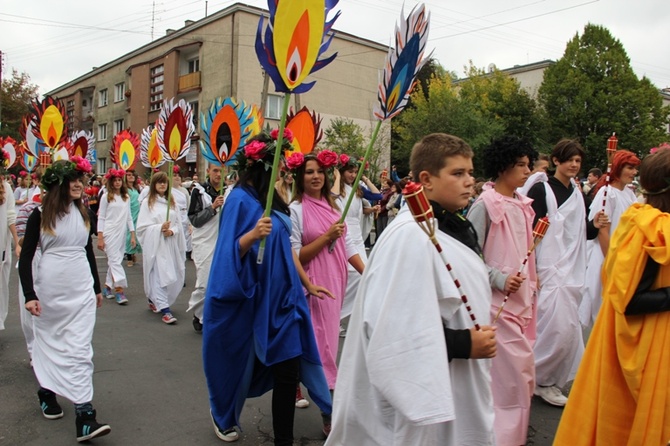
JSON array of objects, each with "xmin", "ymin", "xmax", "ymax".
[{"xmin": 554, "ymin": 148, "xmax": 670, "ymax": 445}]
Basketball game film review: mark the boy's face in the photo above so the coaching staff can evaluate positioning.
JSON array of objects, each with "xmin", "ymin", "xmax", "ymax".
[
  {"xmin": 499, "ymin": 156, "xmax": 531, "ymax": 188},
  {"xmin": 420, "ymin": 155, "xmax": 474, "ymax": 213}
]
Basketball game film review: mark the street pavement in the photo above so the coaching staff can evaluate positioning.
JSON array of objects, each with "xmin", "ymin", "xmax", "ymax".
[{"xmin": 1, "ymin": 252, "xmax": 565, "ymax": 445}]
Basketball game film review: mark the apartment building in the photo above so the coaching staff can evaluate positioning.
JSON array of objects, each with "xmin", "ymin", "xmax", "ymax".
[{"xmin": 48, "ymin": 3, "xmax": 389, "ymax": 176}]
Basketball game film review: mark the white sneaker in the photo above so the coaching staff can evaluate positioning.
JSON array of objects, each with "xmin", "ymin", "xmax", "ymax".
[
  {"xmin": 534, "ymin": 385, "xmax": 567, "ymax": 407},
  {"xmin": 210, "ymin": 411, "xmax": 239, "ymax": 442}
]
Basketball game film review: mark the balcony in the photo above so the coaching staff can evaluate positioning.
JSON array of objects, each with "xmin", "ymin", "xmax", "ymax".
[{"xmin": 178, "ymin": 71, "xmax": 201, "ymax": 92}]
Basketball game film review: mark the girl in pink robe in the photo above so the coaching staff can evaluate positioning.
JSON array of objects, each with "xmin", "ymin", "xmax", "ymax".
[
  {"xmin": 467, "ymin": 136, "xmax": 538, "ymax": 446},
  {"xmin": 289, "ymin": 154, "xmax": 364, "ymax": 390}
]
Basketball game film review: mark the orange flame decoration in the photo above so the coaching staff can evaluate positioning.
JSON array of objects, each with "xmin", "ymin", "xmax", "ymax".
[
  {"xmin": 29, "ymin": 96, "xmax": 67, "ymax": 150},
  {"xmin": 20, "ymin": 114, "xmax": 46, "ymax": 156},
  {"xmin": 156, "ymin": 98, "xmax": 195, "ymax": 162},
  {"xmin": 111, "ymin": 130, "xmax": 140, "ymax": 170},
  {"xmin": 19, "ymin": 142, "xmax": 39, "ymax": 173},
  {"xmin": 284, "ymin": 106, "xmax": 322, "ymax": 156},
  {"xmin": 199, "ymin": 97, "xmax": 255, "ymax": 166},
  {"xmin": 247, "ymin": 105, "xmax": 265, "ymax": 139},
  {"xmin": 69, "ymin": 130, "xmax": 96, "ymax": 159},
  {"xmin": 140, "ymin": 126, "xmax": 164, "ymax": 169},
  {"xmin": 1, "ymin": 137, "xmax": 18, "ymax": 168}
]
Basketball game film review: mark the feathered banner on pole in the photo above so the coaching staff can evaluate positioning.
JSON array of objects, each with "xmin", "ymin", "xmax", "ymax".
[
  {"xmin": 20, "ymin": 114, "xmax": 46, "ymax": 157},
  {"xmin": 254, "ymin": 0, "xmax": 340, "ymax": 263},
  {"xmin": 284, "ymin": 106, "xmax": 322, "ymax": 156},
  {"xmin": 1, "ymin": 137, "xmax": 18, "ymax": 169},
  {"xmin": 199, "ymin": 97, "xmax": 255, "ymax": 171},
  {"xmin": 331, "ymin": 3, "xmax": 431, "ymax": 252},
  {"xmin": 111, "ymin": 129, "xmax": 140, "ymax": 171},
  {"xmin": 69, "ymin": 130, "xmax": 96, "ymax": 160},
  {"xmin": 155, "ymin": 98, "xmax": 195, "ymax": 220},
  {"xmin": 29, "ymin": 96, "xmax": 68, "ymax": 152},
  {"xmin": 140, "ymin": 126, "xmax": 165, "ymax": 170},
  {"xmin": 19, "ymin": 142, "xmax": 39, "ymax": 173}
]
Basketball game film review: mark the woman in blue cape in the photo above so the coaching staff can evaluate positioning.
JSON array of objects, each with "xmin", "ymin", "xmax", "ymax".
[{"xmin": 203, "ymin": 133, "xmax": 333, "ymax": 445}]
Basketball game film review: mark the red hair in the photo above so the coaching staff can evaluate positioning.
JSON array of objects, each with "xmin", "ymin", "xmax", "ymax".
[{"xmin": 592, "ymin": 150, "xmax": 640, "ymax": 195}]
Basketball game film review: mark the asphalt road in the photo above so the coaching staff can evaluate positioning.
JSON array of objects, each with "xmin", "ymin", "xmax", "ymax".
[{"xmin": 1, "ymin": 252, "xmax": 564, "ymax": 445}]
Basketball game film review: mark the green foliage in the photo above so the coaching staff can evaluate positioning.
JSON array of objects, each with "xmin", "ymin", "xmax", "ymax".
[
  {"xmin": 0, "ymin": 69, "xmax": 39, "ymax": 141},
  {"xmin": 538, "ymin": 24, "xmax": 670, "ymax": 170},
  {"xmin": 322, "ymin": 117, "xmax": 387, "ymax": 180}
]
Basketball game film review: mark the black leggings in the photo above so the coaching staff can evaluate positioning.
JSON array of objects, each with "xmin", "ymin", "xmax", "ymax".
[{"xmin": 271, "ymin": 357, "xmax": 300, "ymax": 446}]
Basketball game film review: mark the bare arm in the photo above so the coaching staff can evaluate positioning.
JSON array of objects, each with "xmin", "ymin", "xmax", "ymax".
[{"xmin": 239, "ymin": 217, "xmax": 271, "ymax": 258}]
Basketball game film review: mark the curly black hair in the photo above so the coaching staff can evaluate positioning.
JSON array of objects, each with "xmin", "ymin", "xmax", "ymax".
[{"xmin": 482, "ymin": 136, "xmax": 538, "ymax": 180}]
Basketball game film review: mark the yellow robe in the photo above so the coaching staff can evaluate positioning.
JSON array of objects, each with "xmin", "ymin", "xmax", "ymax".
[{"xmin": 554, "ymin": 203, "xmax": 670, "ymax": 446}]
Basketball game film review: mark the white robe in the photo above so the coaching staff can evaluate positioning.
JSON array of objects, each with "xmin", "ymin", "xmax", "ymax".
[
  {"xmin": 0, "ymin": 181, "xmax": 16, "ymax": 330},
  {"xmin": 187, "ymin": 183, "xmax": 219, "ymax": 320},
  {"xmin": 533, "ymin": 179, "xmax": 586, "ymax": 387},
  {"xmin": 172, "ymin": 186, "xmax": 192, "ymax": 252},
  {"xmin": 337, "ymin": 184, "xmax": 367, "ymax": 320},
  {"xmin": 326, "ymin": 208, "xmax": 495, "ymax": 446},
  {"xmin": 33, "ymin": 204, "xmax": 97, "ymax": 404},
  {"xmin": 136, "ymin": 197, "xmax": 185, "ymax": 311},
  {"xmin": 579, "ymin": 185, "xmax": 636, "ymax": 329},
  {"xmin": 97, "ymin": 194, "xmax": 134, "ymax": 289}
]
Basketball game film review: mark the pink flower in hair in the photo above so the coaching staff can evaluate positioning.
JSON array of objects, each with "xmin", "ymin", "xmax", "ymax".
[
  {"xmin": 244, "ymin": 140, "xmax": 267, "ymax": 161},
  {"xmin": 317, "ymin": 150, "xmax": 338, "ymax": 169},
  {"xmin": 270, "ymin": 128, "xmax": 295, "ymax": 143},
  {"xmin": 71, "ymin": 156, "xmax": 92, "ymax": 174},
  {"xmin": 286, "ymin": 152, "xmax": 305, "ymax": 170},
  {"xmin": 339, "ymin": 154, "xmax": 350, "ymax": 167}
]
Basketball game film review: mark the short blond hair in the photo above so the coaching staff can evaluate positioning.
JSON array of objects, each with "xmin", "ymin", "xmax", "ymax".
[{"xmin": 410, "ymin": 133, "xmax": 473, "ymax": 178}]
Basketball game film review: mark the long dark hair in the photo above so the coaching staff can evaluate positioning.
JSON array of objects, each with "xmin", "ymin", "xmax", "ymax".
[
  {"xmin": 641, "ymin": 149, "xmax": 670, "ymax": 213},
  {"xmin": 41, "ymin": 175, "xmax": 90, "ymax": 235},
  {"xmin": 239, "ymin": 161, "xmax": 290, "ymax": 216},
  {"xmin": 293, "ymin": 155, "xmax": 338, "ymax": 210}
]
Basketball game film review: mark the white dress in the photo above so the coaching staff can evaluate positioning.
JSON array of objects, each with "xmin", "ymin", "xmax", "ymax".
[
  {"xmin": 580, "ymin": 185, "xmax": 636, "ymax": 328},
  {"xmin": 32, "ymin": 204, "xmax": 97, "ymax": 403},
  {"xmin": 336, "ymin": 184, "xmax": 367, "ymax": 320},
  {"xmin": 136, "ymin": 197, "xmax": 186, "ymax": 311},
  {"xmin": 0, "ymin": 181, "xmax": 16, "ymax": 330},
  {"xmin": 326, "ymin": 208, "xmax": 495, "ymax": 446},
  {"xmin": 533, "ymin": 180, "xmax": 586, "ymax": 388},
  {"xmin": 97, "ymin": 193, "xmax": 134, "ymax": 289},
  {"xmin": 173, "ymin": 186, "xmax": 192, "ymax": 253}
]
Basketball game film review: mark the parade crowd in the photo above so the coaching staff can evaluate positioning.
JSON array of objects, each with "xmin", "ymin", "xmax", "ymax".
[{"xmin": 1, "ymin": 130, "xmax": 669, "ymax": 445}]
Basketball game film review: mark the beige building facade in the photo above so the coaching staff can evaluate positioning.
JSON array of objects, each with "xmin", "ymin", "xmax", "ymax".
[{"xmin": 48, "ymin": 3, "xmax": 390, "ymax": 177}]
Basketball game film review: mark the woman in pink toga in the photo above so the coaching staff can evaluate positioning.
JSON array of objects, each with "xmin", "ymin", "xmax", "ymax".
[
  {"xmin": 288, "ymin": 152, "xmax": 364, "ymax": 433},
  {"xmin": 467, "ymin": 135, "xmax": 538, "ymax": 446}
]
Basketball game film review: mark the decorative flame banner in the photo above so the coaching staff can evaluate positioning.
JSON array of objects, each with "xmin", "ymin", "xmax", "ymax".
[
  {"xmin": 285, "ymin": 106, "xmax": 322, "ymax": 156},
  {"xmin": 140, "ymin": 126, "xmax": 165, "ymax": 169},
  {"xmin": 374, "ymin": 4, "xmax": 431, "ymax": 121},
  {"xmin": 19, "ymin": 142, "xmax": 39, "ymax": 173},
  {"xmin": 29, "ymin": 96, "xmax": 68, "ymax": 150},
  {"xmin": 156, "ymin": 98, "xmax": 195, "ymax": 162},
  {"xmin": 255, "ymin": 0, "xmax": 340, "ymax": 93},
  {"xmin": 247, "ymin": 105, "xmax": 265, "ymax": 137},
  {"xmin": 20, "ymin": 115, "xmax": 47, "ymax": 156},
  {"xmin": 199, "ymin": 97, "xmax": 255, "ymax": 166},
  {"xmin": 1, "ymin": 137, "xmax": 18, "ymax": 168},
  {"xmin": 69, "ymin": 130, "xmax": 96, "ymax": 159},
  {"xmin": 111, "ymin": 129, "xmax": 140, "ymax": 170}
]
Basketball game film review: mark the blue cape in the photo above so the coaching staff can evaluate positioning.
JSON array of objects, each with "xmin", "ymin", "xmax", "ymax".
[{"xmin": 202, "ymin": 186, "xmax": 331, "ymax": 430}]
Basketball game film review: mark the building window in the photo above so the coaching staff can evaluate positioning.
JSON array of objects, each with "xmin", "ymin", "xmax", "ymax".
[
  {"xmin": 114, "ymin": 119, "xmax": 125, "ymax": 134},
  {"xmin": 97, "ymin": 158, "xmax": 106, "ymax": 174},
  {"xmin": 98, "ymin": 89, "xmax": 108, "ymax": 107},
  {"xmin": 150, "ymin": 65, "xmax": 164, "ymax": 111},
  {"xmin": 98, "ymin": 123, "xmax": 107, "ymax": 141},
  {"xmin": 265, "ymin": 95, "xmax": 283, "ymax": 120},
  {"xmin": 114, "ymin": 83, "xmax": 126, "ymax": 102},
  {"xmin": 189, "ymin": 101, "xmax": 199, "ymax": 129},
  {"xmin": 188, "ymin": 58, "xmax": 200, "ymax": 73}
]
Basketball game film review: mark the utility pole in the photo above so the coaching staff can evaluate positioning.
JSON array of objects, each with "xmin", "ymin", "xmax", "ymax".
[{"xmin": 151, "ymin": 1, "xmax": 156, "ymax": 41}]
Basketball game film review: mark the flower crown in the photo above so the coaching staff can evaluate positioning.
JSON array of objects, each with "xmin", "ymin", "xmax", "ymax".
[
  {"xmin": 338, "ymin": 153, "xmax": 368, "ymax": 171},
  {"xmin": 232, "ymin": 130, "xmax": 295, "ymax": 174},
  {"xmin": 286, "ymin": 150, "xmax": 339, "ymax": 175},
  {"xmin": 41, "ymin": 156, "xmax": 93, "ymax": 190},
  {"xmin": 650, "ymin": 142, "xmax": 670, "ymax": 154},
  {"xmin": 104, "ymin": 168, "xmax": 126, "ymax": 180},
  {"xmin": 0, "ymin": 150, "xmax": 8, "ymax": 174}
]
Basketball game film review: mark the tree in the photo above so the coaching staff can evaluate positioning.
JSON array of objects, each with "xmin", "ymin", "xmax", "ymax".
[
  {"xmin": 394, "ymin": 76, "xmax": 503, "ymax": 177},
  {"xmin": 322, "ymin": 117, "xmax": 387, "ymax": 180},
  {"xmin": 539, "ymin": 24, "xmax": 669, "ymax": 170},
  {"xmin": 1, "ymin": 69, "xmax": 39, "ymax": 141},
  {"xmin": 458, "ymin": 63, "xmax": 547, "ymax": 148}
]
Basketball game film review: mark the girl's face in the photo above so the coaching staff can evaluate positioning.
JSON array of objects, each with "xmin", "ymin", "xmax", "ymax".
[
  {"xmin": 155, "ymin": 181, "xmax": 168, "ymax": 196},
  {"xmin": 126, "ymin": 173, "xmax": 135, "ymax": 184},
  {"xmin": 112, "ymin": 177, "xmax": 123, "ymax": 191},
  {"xmin": 69, "ymin": 178, "xmax": 84, "ymax": 201},
  {"xmin": 343, "ymin": 167, "xmax": 358, "ymax": 185},
  {"xmin": 284, "ymin": 173, "xmax": 294, "ymax": 185},
  {"xmin": 303, "ymin": 160, "xmax": 325, "ymax": 197}
]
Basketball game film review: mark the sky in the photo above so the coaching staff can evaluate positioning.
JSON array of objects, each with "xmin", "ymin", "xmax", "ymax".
[{"xmin": 1, "ymin": 0, "xmax": 668, "ymax": 95}]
